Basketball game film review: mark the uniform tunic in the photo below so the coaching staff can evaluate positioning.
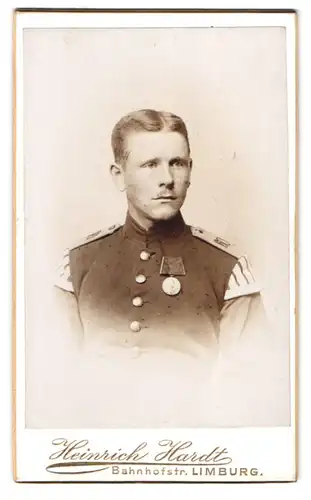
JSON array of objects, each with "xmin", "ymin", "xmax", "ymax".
[
  {"xmin": 47, "ymin": 212, "xmax": 275, "ymax": 428},
  {"xmin": 56, "ymin": 211, "xmax": 262, "ymax": 359}
]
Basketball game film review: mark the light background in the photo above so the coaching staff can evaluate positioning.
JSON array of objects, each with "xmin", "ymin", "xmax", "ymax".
[
  {"xmin": 1, "ymin": 0, "xmax": 308, "ymax": 497},
  {"xmin": 23, "ymin": 25, "xmax": 289, "ymax": 325},
  {"xmin": 22, "ymin": 26, "xmax": 291, "ymax": 428}
]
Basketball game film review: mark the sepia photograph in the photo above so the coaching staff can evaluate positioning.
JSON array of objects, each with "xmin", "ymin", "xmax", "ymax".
[{"xmin": 14, "ymin": 9, "xmax": 297, "ymax": 482}]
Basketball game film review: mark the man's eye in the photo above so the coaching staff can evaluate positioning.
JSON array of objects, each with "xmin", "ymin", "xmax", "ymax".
[
  {"xmin": 142, "ymin": 161, "xmax": 157, "ymax": 168},
  {"xmin": 172, "ymin": 159, "xmax": 185, "ymax": 167}
]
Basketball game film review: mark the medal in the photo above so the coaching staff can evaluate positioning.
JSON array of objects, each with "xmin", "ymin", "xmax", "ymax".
[
  {"xmin": 162, "ymin": 276, "xmax": 181, "ymax": 296},
  {"xmin": 160, "ymin": 256, "xmax": 185, "ymax": 296}
]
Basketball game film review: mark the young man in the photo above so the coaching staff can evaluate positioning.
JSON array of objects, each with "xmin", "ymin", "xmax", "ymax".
[{"xmin": 56, "ymin": 109, "xmax": 265, "ymax": 359}]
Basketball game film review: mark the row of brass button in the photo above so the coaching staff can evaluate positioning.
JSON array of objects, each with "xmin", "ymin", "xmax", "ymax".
[{"xmin": 130, "ymin": 250, "xmax": 151, "ymax": 332}]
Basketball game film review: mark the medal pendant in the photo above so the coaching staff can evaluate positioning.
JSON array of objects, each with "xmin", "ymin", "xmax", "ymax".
[{"xmin": 162, "ymin": 276, "xmax": 181, "ymax": 296}]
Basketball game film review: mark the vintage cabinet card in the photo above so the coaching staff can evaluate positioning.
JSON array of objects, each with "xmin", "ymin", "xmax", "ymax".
[{"xmin": 13, "ymin": 9, "xmax": 297, "ymax": 482}]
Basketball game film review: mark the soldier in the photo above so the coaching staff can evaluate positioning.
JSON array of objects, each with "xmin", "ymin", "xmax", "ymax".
[{"xmin": 55, "ymin": 109, "xmax": 265, "ymax": 361}]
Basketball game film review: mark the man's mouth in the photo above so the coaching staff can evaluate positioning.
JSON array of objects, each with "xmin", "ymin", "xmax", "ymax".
[{"xmin": 154, "ymin": 195, "xmax": 177, "ymax": 200}]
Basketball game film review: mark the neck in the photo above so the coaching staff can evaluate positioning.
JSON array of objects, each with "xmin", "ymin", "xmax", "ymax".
[
  {"xmin": 128, "ymin": 205, "xmax": 157, "ymax": 231},
  {"xmin": 124, "ymin": 209, "xmax": 186, "ymax": 242}
]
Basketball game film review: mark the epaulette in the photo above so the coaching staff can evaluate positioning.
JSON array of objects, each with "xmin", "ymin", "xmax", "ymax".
[
  {"xmin": 191, "ymin": 226, "xmax": 261, "ymax": 300},
  {"xmin": 70, "ymin": 223, "xmax": 122, "ymax": 250},
  {"xmin": 55, "ymin": 224, "xmax": 122, "ymax": 293},
  {"xmin": 191, "ymin": 226, "xmax": 241, "ymax": 258}
]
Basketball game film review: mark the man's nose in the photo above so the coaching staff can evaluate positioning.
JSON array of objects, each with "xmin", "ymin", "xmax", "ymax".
[{"xmin": 158, "ymin": 163, "xmax": 174, "ymax": 187}]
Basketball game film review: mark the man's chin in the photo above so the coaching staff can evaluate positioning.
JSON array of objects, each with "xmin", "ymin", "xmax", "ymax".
[{"xmin": 149, "ymin": 206, "xmax": 180, "ymax": 221}]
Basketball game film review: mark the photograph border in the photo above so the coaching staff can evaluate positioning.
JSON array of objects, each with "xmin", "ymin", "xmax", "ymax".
[{"xmin": 12, "ymin": 8, "xmax": 298, "ymax": 483}]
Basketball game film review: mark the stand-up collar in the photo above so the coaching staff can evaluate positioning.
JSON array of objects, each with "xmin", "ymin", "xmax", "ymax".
[{"xmin": 122, "ymin": 211, "xmax": 188, "ymax": 243}]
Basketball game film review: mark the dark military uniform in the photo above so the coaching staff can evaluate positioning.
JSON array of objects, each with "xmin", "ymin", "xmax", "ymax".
[
  {"xmin": 50, "ymin": 213, "xmax": 275, "ymax": 429},
  {"xmin": 56, "ymin": 211, "xmax": 261, "ymax": 360}
]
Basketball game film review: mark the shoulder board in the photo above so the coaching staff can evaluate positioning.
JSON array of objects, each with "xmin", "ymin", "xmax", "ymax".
[
  {"xmin": 191, "ymin": 226, "xmax": 241, "ymax": 258},
  {"xmin": 70, "ymin": 223, "xmax": 122, "ymax": 250},
  {"xmin": 54, "ymin": 248, "xmax": 74, "ymax": 293}
]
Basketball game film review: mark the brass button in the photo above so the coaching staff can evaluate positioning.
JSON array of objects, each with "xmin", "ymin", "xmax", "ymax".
[
  {"xmin": 130, "ymin": 321, "xmax": 141, "ymax": 332},
  {"xmin": 140, "ymin": 250, "xmax": 150, "ymax": 261},
  {"xmin": 135, "ymin": 274, "xmax": 147, "ymax": 284},
  {"xmin": 132, "ymin": 296, "xmax": 143, "ymax": 307}
]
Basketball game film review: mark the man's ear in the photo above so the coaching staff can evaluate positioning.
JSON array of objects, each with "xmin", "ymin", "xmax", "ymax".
[
  {"xmin": 110, "ymin": 163, "xmax": 126, "ymax": 192},
  {"xmin": 186, "ymin": 158, "xmax": 193, "ymax": 188}
]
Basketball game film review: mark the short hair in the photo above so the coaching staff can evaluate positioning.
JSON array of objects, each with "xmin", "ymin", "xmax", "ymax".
[{"xmin": 111, "ymin": 109, "xmax": 190, "ymax": 165}]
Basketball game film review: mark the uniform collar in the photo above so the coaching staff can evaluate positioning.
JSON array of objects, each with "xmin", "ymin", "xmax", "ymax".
[{"xmin": 122, "ymin": 211, "xmax": 188, "ymax": 243}]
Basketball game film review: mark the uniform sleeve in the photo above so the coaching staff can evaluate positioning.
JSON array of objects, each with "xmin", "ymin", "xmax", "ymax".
[
  {"xmin": 55, "ymin": 248, "xmax": 74, "ymax": 293},
  {"xmin": 213, "ymin": 260, "xmax": 287, "ymax": 427},
  {"xmin": 219, "ymin": 256, "xmax": 267, "ymax": 350},
  {"xmin": 224, "ymin": 255, "xmax": 261, "ymax": 301},
  {"xmin": 54, "ymin": 249, "xmax": 84, "ymax": 343}
]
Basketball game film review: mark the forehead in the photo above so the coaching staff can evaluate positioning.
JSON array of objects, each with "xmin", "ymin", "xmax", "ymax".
[{"xmin": 125, "ymin": 131, "xmax": 189, "ymax": 163}]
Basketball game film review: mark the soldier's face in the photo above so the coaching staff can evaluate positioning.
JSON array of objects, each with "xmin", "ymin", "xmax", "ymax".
[{"xmin": 115, "ymin": 131, "xmax": 192, "ymax": 225}]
